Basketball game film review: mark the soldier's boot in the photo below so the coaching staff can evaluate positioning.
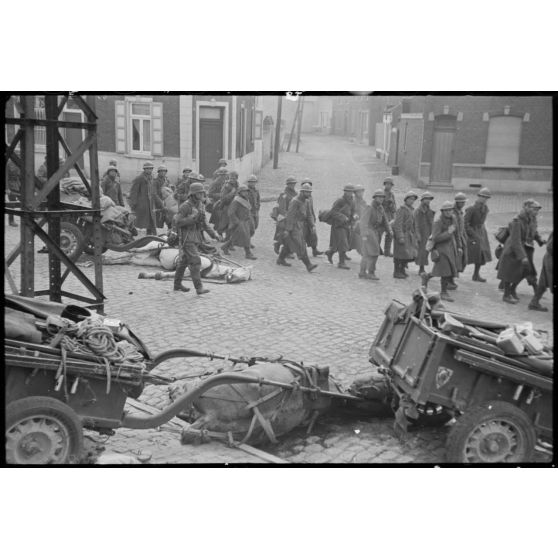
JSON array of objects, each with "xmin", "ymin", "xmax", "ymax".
[
  {"xmin": 358, "ymin": 259, "xmax": 368, "ymax": 279},
  {"xmin": 472, "ymin": 264, "xmax": 487, "ymax": 282},
  {"xmin": 367, "ymin": 257, "xmax": 379, "ymax": 280},
  {"xmin": 244, "ymin": 247, "xmax": 257, "ymax": 260},
  {"xmin": 273, "ymin": 241, "xmax": 281, "ymax": 255},
  {"xmin": 418, "ymin": 265, "xmax": 425, "ymax": 275},
  {"xmin": 325, "ymin": 249, "xmax": 334, "ymax": 264},
  {"xmin": 383, "ymin": 237, "xmax": 393, "ymax": 258},
  {"xmin": 276, "ymin": 246, "xmax": 292, "ymax": 267},
  {"xmin": 301, "ymin": 254, "xmax": 318, "ymax": 273},
  {"xmin": 528, "ymin": 284, "xmax": 548, "ymax": 311},
  {"xmin": 447, "ymin": 277, "xmax": 458, "ymax": 290},
  {"xmin": 190, "ymin": 264, "xmax": 209, "ymax": 295},
  {"xmin": 498, "ymin": 280, "xmax": 505, "ymax": 291},
  {"xmin": 503, "ymin": 283, "xmax": 518, "ymax": 304},
  {"xmin": 393, "ymin": 260, "xmax": 406, "ymax": 279},
  {"xmin": 402, "ymin": 262, "xmax": 409, "ymax": 277},
  {"xmin": 338, "ymin": 252, "xmax": 350, "ymax": 270},
  {"xmin": 173, "ymin": 259, "xmax": 190, "ymax": 292},
  {"xmin": 510, "ymin": 283, "xmax": 520, "ymax": 301},
  {"xmin": 440, "ymin": 278, "xmax": 455, "ymax": 302},
  {"xmin": 221, "ymin": 240, "xmax": 231, "ymax": 255},
  {"xmin": 312, "ymin": 247, "xmax": 324, "ymax": 257}
]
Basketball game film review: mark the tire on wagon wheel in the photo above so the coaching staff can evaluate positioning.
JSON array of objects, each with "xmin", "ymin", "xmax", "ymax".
[
  {"xmin": 5, "ymin": 396, "xmax": 84, "ymax": 465},
  {"xmin": 60, "ymin": 221, "xmax": 85, "ymax": 260},
  {"xmin": 446, "ymin": 400, "xmax": 536, "ymax": 463}
]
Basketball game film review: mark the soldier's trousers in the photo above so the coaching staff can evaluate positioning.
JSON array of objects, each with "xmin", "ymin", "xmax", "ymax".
[{"xmin": 174, "ymin": 242, "xmax": 203, "ymax": 290}]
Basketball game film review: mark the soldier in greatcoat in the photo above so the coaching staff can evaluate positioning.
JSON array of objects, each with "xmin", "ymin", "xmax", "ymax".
[
  {"xmin": 175, "ymin": 167, "xmax": 193, "ymax": 191},
  {"xmin": 414, "ymin": 191, "xmax": 435, "ymax": 274},
  {"xmin": 273, "ymin": 176, "xmax": 298, "ymax": 260},
  {"xmin": 351, "ymin": 184, "xmax": 368, "ymax": 256},
  {"xmin": 173, "ymin": 182, "xmax": 221, "ymax": 295},
  {"xmin": 212, "ymin": 158, "xmax": 228, "ymax": 179},
  {"xmin": 392, "ymin": 191, "xmax": 418, "ymax": 278},
  {"xmin": 214, "ymin": 171, "xmax": 239, "ymax": 241},
  {"xmin": 450, "ymin": 192, "xmax": 468, "ymax": 288},
  {"xmin": 102, "ymin": 159, "xmax": 121, "ymax": 183},
  {"xmin": 101, "ymin": 165, "xmax": 124, "ymax": 207},
  {"xmin": 464, "ymin": 187, "xmax": 492, "ymax": 282},
  {"xmin": 497, "ymin": 200, "xmax": 545, "ymax": 305},
  {"xmin": 277, "ymin": 182, "xmax": 318, "ymax": 272},
  {"xmin": 379, "ymin": 176, "xmax": 396, "ymax": 257},
  {"xmin": 207, "ymin": 168, "xmax": 229, "ymax": 216},
  {"xmin": 129, "ymin": 162, "xmax": 158, "ymax": 235},
  {"xmin": 221, "ymin": 185, "xmax": 257, "ymax": 260},
  {"xmin": 359, "ymin": 189, "xmax": 391, "ymax": 280},
  {"xmin": 529, "ymin": 230, "xmax": 553, "ymax": 312},
  {"xmin": 422, "ymin": 201, "xmax": 459, "ymax": 302},
  {"xmin": 298, "ymin": 178, "xmax": 323, "ymax": 257},
  {"xmin": 325, "ymin": 184, "xmax": 355, "ymax": 270},
  {"xmin": 246, "ymin": 174, "xmax": 261, "ymax": 245}
]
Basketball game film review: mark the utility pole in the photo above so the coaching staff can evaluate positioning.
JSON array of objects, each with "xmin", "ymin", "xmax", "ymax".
[
  {"xmin": 295, "ymin": 96, "xmax": 304, "ymax": 153},
  {"xmin": 273, "ymin": 95, "xmax": 282, "ymax": 169},
  {"xmin": 286, "ymin": 97, "xmax": 301, "ymax": 153}
]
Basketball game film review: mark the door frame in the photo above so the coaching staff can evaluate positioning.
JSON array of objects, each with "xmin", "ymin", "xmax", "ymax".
[
  {"xmin": 430, "ymin": 115, "xmax": 457, "ymax": 186},
  {"xmin": 195, "ymin": 101, "xmax": 229, "ymax": 166}
]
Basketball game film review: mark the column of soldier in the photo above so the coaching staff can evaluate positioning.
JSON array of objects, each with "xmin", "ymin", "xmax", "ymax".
[{"xmin": 106, "ymin": 159, "xmax": 552, "ymax": 310}]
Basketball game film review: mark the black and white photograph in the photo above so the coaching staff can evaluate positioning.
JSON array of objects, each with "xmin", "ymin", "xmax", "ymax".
[{"xmin": 4, "ymin": 93, "xmax": 554, "ymax": 466}]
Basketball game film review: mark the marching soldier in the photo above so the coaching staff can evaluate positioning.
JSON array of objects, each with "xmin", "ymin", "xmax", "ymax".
[
  {"xmin": 359, "ymin": 189, "xmax": 390, "ymax": 280},
  {"xmin": 273, "ymin": 176, "xmax": 298, "ymax": 259},
  {"xmin": 207, "ymin": 167, "xmax": 229, "ymax": 215},
  {"xmin": 300, "ymin": 178, "xmax": 323, "ymax": 257},
  {"xmin": 392, "ymin": 191, "xmax": 418, "ymax": 278},
  {"xmin": 464, "ymin": 187, "xmax": 492, "ymax": 282},
  {"xmin": 101, "ymin": 165, "xmax": 124, "ymax": 207},
  {"xmin": 277, "ymin": 182, "xmax": 318, "ymax": 272},
  {"xmin": 325, "ymin": 184, "xmax": 355, "ymax": 270},
  {"xmin": 152, "ymin": 165, "xmax": 170, "ymax": 228},
  {"xmin": 379, "ymin": 176, "xmax": 396, "ymax": 257},
  {"xmin": 529, "ymin": 230, "xmax": 553, "ymax": 312},
  {"xmin": 175, "ymin": 167, "xmax": 193, "ymax": 191},
  {"xmin": 214, "ymin": 171, "xmax": 239, "ymax": 242},
  {"xmin": 221, "ymin": 184, "xmax": 257, "ymax": 260},
  {"xmin": 414, "ymin": 191, "xmax": 434, "ymax": 275},
  {"xmin": 450, "ymin": 192, "xmax": 468, "ymax": 288},
  {"xmin": 173, "ymin": 182, "xmax": 222, "ymax": 295},
  {"xmin": 212, "ymin": 158, "xmax": 228, "ymax": 179},
  {"xmin": 129, "ymin": 162, "xmax": 158, "ymax": 235},
  {"xmin": 422, "ymin": 201, "xmax": 459, "ymax": 302},
  {"xmin": 497, "ymin": 199, "xmax": 545, "ymax": 305},
  {"xmin": 246, "ymin": 174, "xmax": 261, "ymax": 243},
  {"xmin": 102, "ymin": 159, "xmax": 121, "ymax": 183},
  {"xmin": 351, "ymin": 184, "xmax": 367, "ymax": 256}
]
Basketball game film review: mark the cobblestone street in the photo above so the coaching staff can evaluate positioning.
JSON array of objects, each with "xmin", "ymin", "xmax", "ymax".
[{"xmin": 5, "ymin": 134, "xmax": 553, "ymax": 464}]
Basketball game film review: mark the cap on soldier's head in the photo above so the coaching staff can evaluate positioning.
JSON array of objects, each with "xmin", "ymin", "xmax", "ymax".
[
  {"xmin": 143, "ymin": 162, "xmax": 154, "ymax": 170},
  {"xmin": 372, "ymin": 189, "xmax": 386, "ymax": 198},
  {"xmin": 299, "ymin": 182, "xmax": 312, "ymax": 192},
  {"xmin": 109, "ymin": 159, "xmax": 118, "ymax": 166},
  {"xmin": 300, "ymin": 178, "xmax": 312, "ymax": 186},
  {"xmin": 383, "ymin": 176, "xmax": 394, "ymax": 185},
  {"xmin": 524, "ymin": 198, "xmax": 542, "ymax": 209},
  {"xmin": 286, "ymin": 176, "xmax": 297, "ymax": 184},
  {"xmin": 404, "ymin": 191, "xmax": 418, "ymax": 201},
  {"xmin": 247, "ymin": 174, "xmax": 258, "ymax": 183},
  {"xmin": 229, "ymin": 170, "xmax": 239, "ymax": 179},
  {"xmin": 478, "ymin": 187, "xmax": 491, "ymax": 198},
  {"xmin": 353, "ymin": 184, "xmax": 365, "ymax": 192},
  {"xmin": 454, "ymin": 192, "xmax": 467, "ymax": 202},
  {"xmin": 420, "ymin": 191, "xmax": 434, "ymax": 201},
  {"xmin": 189, "ymin": 182, "xmax": 205, "ymax": 195},
  {"xmin": 157, "ymin": 165, "xmax": 167, "ymax": 172},
  {"xmin": 107, "ymin": 165, "xmax": 118, "ymax": 173},
  {"xmin": 440, "ymin": 201, "xmax": 454, "ymax": 211},
  {"xmin": 343, "ymin": 183, "xmax": 355, "ymax": 192},
  {"xmin": 238, "ymin": 184, "xmax": 249, "ymax": 192}
]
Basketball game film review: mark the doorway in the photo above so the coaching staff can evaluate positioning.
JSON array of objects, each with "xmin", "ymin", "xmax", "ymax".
[
  {"xmin": 199, "ymin": 107, "xmax": 224, "ymax": 177},
  {"xmin": 63, "ymin": 110, "xmax": 85, "ymax": 170},
  {"xmin": 430, "ymin": 115, "xmax": 456, "ymax": 186}
]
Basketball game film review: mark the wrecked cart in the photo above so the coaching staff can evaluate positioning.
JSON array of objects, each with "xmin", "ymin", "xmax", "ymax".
[{"xmin": 369, "ymin": 291, "xmax": 553, "ymax": 463}]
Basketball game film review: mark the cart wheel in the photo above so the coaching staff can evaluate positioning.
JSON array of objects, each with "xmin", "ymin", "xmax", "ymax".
[
  {"xmin": 5, "ymin": 397, "xmax": 84, "ymax": 465},
  {"xmin": 446, "ymin": 401, "xmax": 536, "ymax": 463},
  {"xmin": 60, "ymin": 221, "xmax": 85, "ymax": 260}
]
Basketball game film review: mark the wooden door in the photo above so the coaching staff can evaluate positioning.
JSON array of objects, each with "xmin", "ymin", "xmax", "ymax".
[
  {"xmin": 430, "ymin": 116, "xmax": 456, "ymax": 185},
  {"xmin": 199, "ymin": 107, "xmax": 224, "ymax": 177}
]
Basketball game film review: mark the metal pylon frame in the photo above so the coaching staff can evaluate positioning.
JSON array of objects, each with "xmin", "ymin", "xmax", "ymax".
[{"xmin": 4, "ymin": 94, "xmax": 105, "ymax": 312}]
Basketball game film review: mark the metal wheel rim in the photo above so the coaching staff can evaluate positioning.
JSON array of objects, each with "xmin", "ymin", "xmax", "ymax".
[
  {"xmin": 6, "ymin": 414, "xmax": 72, "ymax": 464},
  {"xmin": 60, "ymin": 229, "xmax": 79, "ymax": 256},
  {"xmin": 463, "ymin": 419, "xmax": 525, "ymax": 463}
]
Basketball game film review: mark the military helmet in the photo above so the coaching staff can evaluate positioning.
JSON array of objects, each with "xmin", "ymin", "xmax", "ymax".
[
  {"xmin": 478, "ymin": 187, "xmax": 491, "ymax": 198},
  {"xmin": 383, "ymin": 176, "xmax": 394, "ymax": 185},
  {"xmin": 372, "ymin": 189, "xmax": 386, "ymax": 198},
  {"xmin": 299, "ymin": 183, "xmax": 313, "ymax": 192},
  {"xmin": 183, "ymin": 167, "xmax": 192, "ymax": 174},
  {"xmin": 524, "ymin": 199, "xmax": 542, "ymax": 209},
  {"xmin": 404, "ymin": 191, "xmax": 418, "ymax": 201},
  {"xmin": 143, "ymin": 162, "xmax": 154, "ymax": 170},
  {"xmin": 353, "ymin": 184, "xmax": 365, "ymax": 192},
  {"xmin": 157, "ymin": 165, "xmax": 167, "ymax": 172},
  {"xmin": 187, "ymin": 172, "xmax": 198, "ymax": 179},
  {"xmin": 300, "ymin": 178, "xmax": 313, "ymax": 186},
  {"xmin": 189, "ymin": 182, "xmax": 205, "ymax": 195},
  {"xmin": 107, "ymin": 165, "xmax": 118, "ymax": 173},
  {"xmin": 420, "ymin": 191, "xmax": 434, "ymax": 201},
  {"xmin": 198, "ymin": 174, "xmax": 205, "ymax": 182},
  {"xmin": 286, "ymin": 176, "xmax": 297, "ymax": 184},
  {"xmin": 218, "ymin": 158, "xmax": 227, "ymax": 165},
  {"xmin": 454, "ymin": 192, "xmax": 467, "ymax": 202},
  {"xmin": 237, "ymin": 184, "xmax": 249, "ymax": 192},
  {"xmin": 247, "ymin": 174, "xmax": 258, "ymax": 183},
  {"xmin": 440, "ymin": 201, "xmax": 455, "ymax": 211},
  {"xmin": 343, "ymin": 183, "xmax": 355, "ymax": 192},
  {"xmin": 109, "ymin": 159, "xmax": 118, "ymax": 166}
]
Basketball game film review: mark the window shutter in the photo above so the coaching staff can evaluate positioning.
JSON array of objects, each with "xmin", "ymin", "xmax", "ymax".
[
  {"xmin": 115, "ymin": 100, "xmax": 126, "ymax": 153},
  {"xmin": 152, "ymin": 102, "xmax": 163, "ymax": 156},
  {"xmin": 486, "ymin": 116, "xmax": 521, "ymax": 165}
]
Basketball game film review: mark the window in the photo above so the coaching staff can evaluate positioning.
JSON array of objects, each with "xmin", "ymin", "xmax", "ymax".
[
  {"xmin": 115, "ymin": 99, "xmax": 163, "ymax": 156},
  {"xmin": 486, "ymin": 116, "xmax": 521, "ymax": 165},
  {"xmin": 34, "ymin": 95, "xmax": 46, "ymax": 146},
  {"xmin": 255, "ymin": 110, "xmax": 263, "ymax": 140},
  {"xmin": 246, "ymin": 106, "xmax": 254, "ymax": 154}
]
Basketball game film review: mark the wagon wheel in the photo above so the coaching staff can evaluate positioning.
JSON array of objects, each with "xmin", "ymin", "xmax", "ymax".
[
  {"xmin": 60, "ymin": 221, "xmax": 85, "ymax": 260},
  {"xmin": 5, "ymin": 397, "xmax": 84, "ymax": 465},
  {"xmin": 446, "ymin": 400, "xmax": 536, "ymax": 463}
]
